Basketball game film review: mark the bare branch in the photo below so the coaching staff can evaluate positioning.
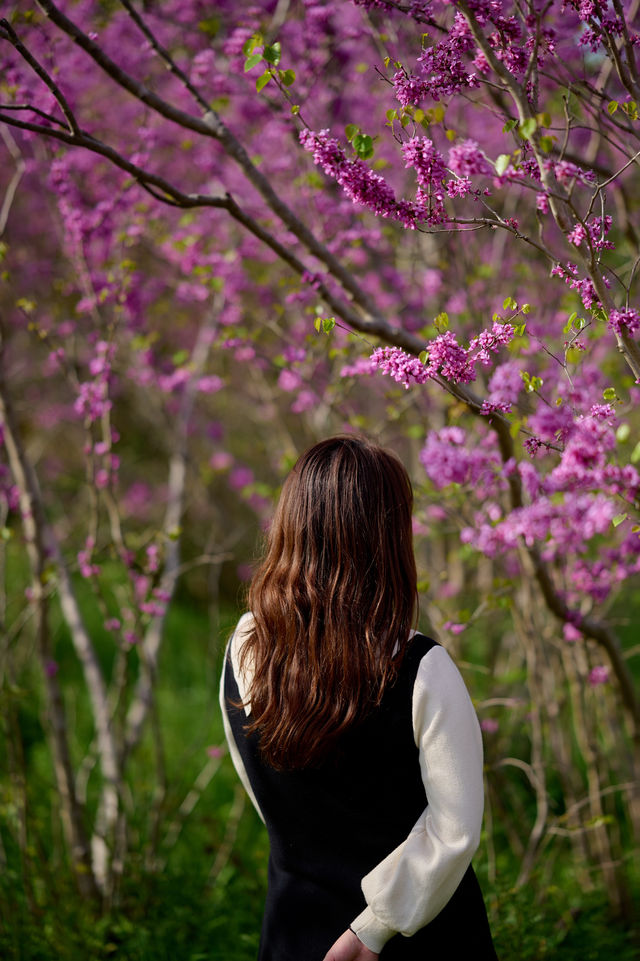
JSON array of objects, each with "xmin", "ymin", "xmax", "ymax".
[{"xmin": 0, "ymin": 17, "xmax": 80, "ymax": 134}]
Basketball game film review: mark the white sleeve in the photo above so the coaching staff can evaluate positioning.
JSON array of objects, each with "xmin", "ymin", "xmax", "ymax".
[
  {"xmin": 219, "ymin": 614, "xmax": 266, "ymax": 823},
  {"xmin": 350, "ymin": 645, "xmax": 484, "ymax": 953}
]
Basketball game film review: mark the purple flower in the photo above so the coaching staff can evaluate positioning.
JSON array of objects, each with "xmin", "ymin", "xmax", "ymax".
[
  {"xmin": 45, "ymin": 659, "xmax": 59, "ymax": 678},
  {"xmin": 447, "ymin": 140, "xmax": 491, "ymax": 177},
  {"xmin": 588, "ymin": 665, "xmax": 609, "ymax": 687}
]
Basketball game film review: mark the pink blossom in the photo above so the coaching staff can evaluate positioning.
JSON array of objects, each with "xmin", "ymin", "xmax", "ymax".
[
  {"xmin": 340, "ymin": 357, "xmax": 377, "ymax": 377},
  {"xmin": 146, "ymin": 544, "xmax": 160, "ymax": 573},
  {"xmin": 608, "ymin": 308, "xmax": 640, "ymax": 335},
  {"xmin": 45, "ymin": 660, "xmax": 59, "ymax": 678},
  {"xmin": 447, "ymin": 140, "xmax": 491, "ymax": 177},
  {"xmin": 567, "ymin": 223, "xmax": 587, "ymax": 246},
  {"xmin": 104, "ymin": 618, "xmax": 121, "ymax": 632},
  {"xmin": 563, "ymin": 623, "xmax": 582, "ymax": 642},
  {"xmin": 481, "ymin": 718, "xmax": 499, "ymax": 733},
  {"xmin": 95, "ymin": 468, "xmax": 109, "ymax": 489},
  {"xmin": 210, "ymin": 451, "xmax": 233, "ymax": 471},
  {"xmin": 442, "ymin": 621, "xmax": 467, "ymax": 634},
  {"xmin": 588, "ymin": 665, "xmax": 609, "ymax": 687},
  {"xmin": 229, "ymin": 466, "xmax": 254, "ymax": 491},
  {"xmin": 371, "ymin": 346, "xmax": 429, "ymax": 389},
  {"xmin": 291, "ymin": 390, "xmax": 317, "ymax": 413},
  {"xmin": 197, "ymin": 375, "xmax": 223, "ymax": 394},
  {"xmin": 278, "ymin": 369, "xmax": 303, "ymax": 392},
  {"xmin": 206, "ymin": 745, "xmax": 224, "ymax": 759},
  {"xmin": 536, "ymin": 192, "xmax": 549, "ymax": 214}
]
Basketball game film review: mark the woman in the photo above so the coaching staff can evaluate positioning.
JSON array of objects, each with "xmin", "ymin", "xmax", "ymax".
[{"xmin": 220, "ymin": 436, "xmax": 498, "ymax": 960}]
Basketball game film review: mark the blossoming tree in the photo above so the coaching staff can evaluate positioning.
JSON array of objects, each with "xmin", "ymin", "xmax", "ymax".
[{"xmin": 1, "ymin": 0, "xmax": 638, "ymax": 920}]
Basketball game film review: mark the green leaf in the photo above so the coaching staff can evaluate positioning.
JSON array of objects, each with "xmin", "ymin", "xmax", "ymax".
[
  {"xmin": 263, "ymin": 42, "xmax": 281, "ymax": 65},
  {"xmin": 353, "ymin": 133, "xmax": 374, "ymax": 159},
  {"xmin": 503, "ymin": 296, "xmax": 517, "ymax": 310},
  {"xmin": 314, "ymin": 317, "xmax": 322, "ymax": 333},
  {"xmin": 345, "ymin": 124, "xmax": 359, "ymax": 142},
  {"xmin": 565, "ymin": 346, "xmax": 582, "ymax": 364},
  {"xmin": 256, "ymin": 70, "xmax": 271, "ymax": 92},
  {"xmin": 519, "ymin": 117, "xmax": 537, "ymax": 140},
  {"xmin": 386, "ymin": 109, "xmax": 398, "ymax": 122},
  {"xmin": 616, "ymin": 423, "xmax": 630, "ymax": 443},
  {"xmin": 291, "ymin": 104, "xmax": 300, "ymax": 115},
  {"xmin": 322, "ymin": 316, "xmax": 336, "ymax": 333},
  {"xmin": 603, "ymin": 387, "xmax": 617, "ymax": 401},
  {"xmin": 434, "ymin": 311, "xmax": 449, "ymax": 331},
  {"xmin": 280, "ymin": 68, "xmax": 295, "ymax": 86},
  {"xmin": 242, "ymin": 33, "xmax": 262, "ymax": 56},
  {"xmin": 502, "ymin": 118, "xmax": 517, "ymax": 133},
  {"xmin": 631, "ymin": 441, "xmax": 640, "ymax": 464},
  {"xmin": 419, "ymin": 350, "xmax": 428, "ymax": 365},
  {"xmin": 607, "ymin": 100, "xmax": 618, "ymax": 115},
  {"xmin": 613, "ymin": 513, "xmax": 627, "ymax": 528},
  {"xmin": 244, "ymin": 53, "xmax": 262, "ymax": 72},
  {"xmin": 495, "ymin": 154, "xmax": 511, "ymax": 176}
]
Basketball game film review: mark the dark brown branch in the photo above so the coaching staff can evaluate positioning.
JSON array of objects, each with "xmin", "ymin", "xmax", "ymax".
[
  {"xmin": 34, "ymin": 0, "xmax": 387, "ymax": 325},
  {"xmin": 0, "ymin": 18, "xmax": 79, "ymax": 134},
  {"xmin": 118, "ymin": 0, "xmax": 210, "ymax": 113}
]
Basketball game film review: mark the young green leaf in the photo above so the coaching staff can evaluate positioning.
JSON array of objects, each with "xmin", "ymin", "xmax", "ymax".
[
  {"xmin": 495, "ymin": 154, "xmax": 511, "ymax": 176},
  {"xmin": 263, "ymin": 42, "xmax": 281, "ymax": 65},
  {"xmin": 244, "ymin": 53, "xmax": 263, "ymax": 72},
  {"xmin": 256, "ymin": 70, "xmax": 271, "ymax": 92},
  {"xmin": 353, "ymin": 133, "xmax": 374, "ymax": 159}
]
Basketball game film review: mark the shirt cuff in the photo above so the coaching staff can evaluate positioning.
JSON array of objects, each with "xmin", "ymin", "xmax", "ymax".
[{"xmin": 350, "ymin": 905, "xmax": 397, "ymax": 953}]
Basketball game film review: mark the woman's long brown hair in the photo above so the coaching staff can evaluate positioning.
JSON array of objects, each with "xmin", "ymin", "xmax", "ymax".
[{"xmin": 240, "ymin": 435, "xmax": 418, "ymax": 770}]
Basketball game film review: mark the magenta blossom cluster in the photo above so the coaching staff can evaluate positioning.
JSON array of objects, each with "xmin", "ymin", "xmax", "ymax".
[
  {"xmin": 567, "ymin": 216, "xmax": 614, "ymax": 251},
  {"xmin": 550, "ymin": 263, "xmax": 605, "ymax": 311},
  {"xmin": 420, "ymin": 426, "xmax": 503, "ymax": 498},
  {"xmin": 370, "ymin": 346, "xmax": 430, "ymax": 389},
  {"xmin": 300, "ymin": 128, "xmax": 428, "ymax": 228},
  {"xmin": 608, "ymin": 308, "xmax": 640, "ymax": 336},
  {"xmin": 371, "ymin": 321, "xmax": 515, "ymax": 389},
  {"xmin": 402, "ymin": 137, "xmax": 447, "ymax": 224},
  {"xmin": 74, "ymin": 341, "xmax": 115, "ymax": 424}
]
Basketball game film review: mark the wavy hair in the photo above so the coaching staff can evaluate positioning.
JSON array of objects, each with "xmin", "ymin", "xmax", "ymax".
[{"xmin": 240, "ymin": 435, "xmax": 418, "ymax": 769}]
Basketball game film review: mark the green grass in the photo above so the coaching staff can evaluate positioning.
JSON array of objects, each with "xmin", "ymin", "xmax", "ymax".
[{"xmin": 0, "ymin": 582, "xmax": 638, "ymax": 960}]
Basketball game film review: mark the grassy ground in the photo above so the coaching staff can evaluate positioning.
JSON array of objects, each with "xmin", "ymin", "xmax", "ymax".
[{"xmin": 0, "ymin": 586, "xmax": 638, "ymax": 960}]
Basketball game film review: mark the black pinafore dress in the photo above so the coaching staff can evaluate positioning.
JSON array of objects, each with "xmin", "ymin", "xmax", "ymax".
[{"xmin": 224, "ymin": 633, "xmax": 498, "ymax": 960}]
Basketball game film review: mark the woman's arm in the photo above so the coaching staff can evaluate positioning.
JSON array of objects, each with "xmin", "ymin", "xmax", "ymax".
[
  {"xmin": 219, "ymin": 614, "xmax": 266, "ymax": 822},
  {"xmin": 349, "ymin": 645, "xmax": 485, "ymax": 953}
]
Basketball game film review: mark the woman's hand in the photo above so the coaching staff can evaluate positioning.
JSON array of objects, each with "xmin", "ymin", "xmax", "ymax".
[{"xmin": 322, "ymin": 928, "xmax": 379, "ymax": 961}]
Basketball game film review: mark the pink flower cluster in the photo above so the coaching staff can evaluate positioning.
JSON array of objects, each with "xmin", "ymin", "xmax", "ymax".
[
  {"xmin": 447, "ymin": 140, "xmax": 492, "ymax": 178},
  {"xmin": 371, "ymin": 321, "xmax": 515, "ymax": 390},
  {"xmin": 402, "ymin": 137, "xmax": 447, "ymax": 225},
  {"xmin": 567, "ymin": 216, "xmax": 614, "ymax": 251},
  {"xmin": 420, "ymin": 426, "xmax": 502, "ymax": 496},
  {"xmin": 550, "ymin": 263, "xmax": 604, "ymax": 311},
  {"xmin": 74, "ymin": 341, "xmax": 115, "ymax": 424},
  {"xmin": 300, "ymin": 129, "xmax": 427, "ymax": 228},
  {"xmin": 608, "ymin": 308, "xmax": 640, "ymax": 336},
  {"xmin": 370, "ymin": 346, "xmax": 430, "ymax": 389}
]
